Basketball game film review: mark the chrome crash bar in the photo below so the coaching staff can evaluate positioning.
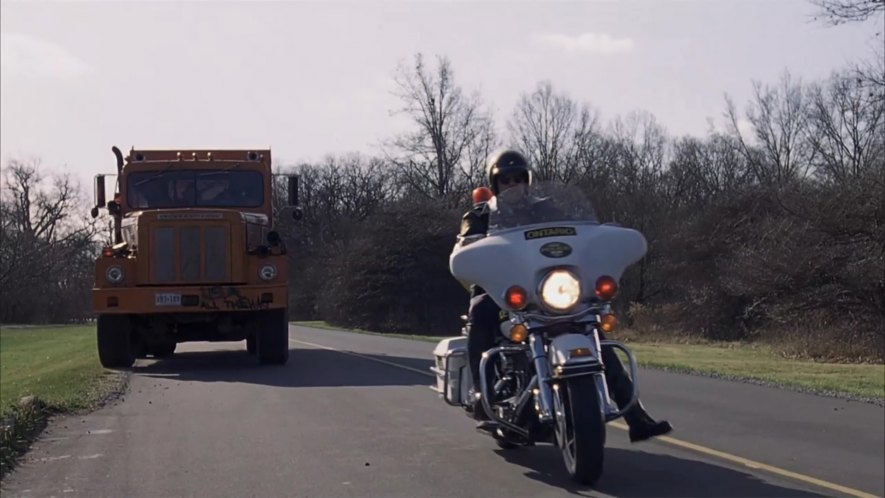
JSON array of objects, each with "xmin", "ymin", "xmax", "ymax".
[
  {"xmin": 478, "ymin": 345, "xmax": 532, "ymax": 438},
  {"xmin": 600, "ymin": 339, "xmax": 640, "ymax": 420}
]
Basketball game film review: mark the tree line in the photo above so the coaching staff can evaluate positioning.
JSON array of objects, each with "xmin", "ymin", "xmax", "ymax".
[
  {"xmin": 2, "ymin": 0, "xmax": 882, "ymax": 360},
  {"xmin": 270, "ymin": 52, "xmax": 882, "ymax": 361}
]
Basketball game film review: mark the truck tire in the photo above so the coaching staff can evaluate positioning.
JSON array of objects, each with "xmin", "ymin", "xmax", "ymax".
[
  {"xmin": 151, "ymin": 341, "xmax": 177, "ymax": 358},
  {"xmin": 97, "ymin": 314, "xmax": 135, "ymax": 369},
  {"xmin": 257, "ymin": 309, "xmax": 288, "ymax": 365}
]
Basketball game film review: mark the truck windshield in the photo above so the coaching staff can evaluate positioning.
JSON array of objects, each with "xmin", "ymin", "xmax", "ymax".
[{"xmin": 127, "ymin": 170, "xmax": 264, "ymax": 209}]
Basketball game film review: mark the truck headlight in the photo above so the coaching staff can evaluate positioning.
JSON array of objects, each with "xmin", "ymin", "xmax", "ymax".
[
  {"xmin": 540, "ymin": 270, "xmax": 580, "ymax": 311},
  {"xmin": 106, "ymin": 265, "xmax": 125, "ymax": 284},
  {"xmin": 258, "ymin": 264, "xmax": 277, "ymax": 281}
]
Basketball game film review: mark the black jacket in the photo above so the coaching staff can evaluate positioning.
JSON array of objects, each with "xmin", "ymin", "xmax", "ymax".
[
  {"xmin": 459, "ymin": 202, "xmax": 490, "ymax": 239},
  {"xmin": 458, "ymin": 202, "xmax": 491, "ymax": 297},
  {"xmin": 457, "ymin": 196, "xmax": 567, "ymax": 298}
]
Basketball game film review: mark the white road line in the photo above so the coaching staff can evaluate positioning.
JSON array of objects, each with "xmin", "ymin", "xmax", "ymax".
[{"xmin": 290, "ymin": 338, "xmax": 434, "ymax": 377}]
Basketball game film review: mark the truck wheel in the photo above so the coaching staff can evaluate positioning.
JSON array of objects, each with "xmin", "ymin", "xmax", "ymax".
[
  {"xmin": 257, "ymin": 309, "xmax": 288, "ymax": 365},
  {"xmin": 132, "ymin": 334, "xmax": 149, "ymax": 359},
  {"xmin": 151, "ymin": 341, "xmax": 177, "ymax": 358},
  {"xmin": 97, "ymin": 314, "xmax": 135, "ymax": 369}
]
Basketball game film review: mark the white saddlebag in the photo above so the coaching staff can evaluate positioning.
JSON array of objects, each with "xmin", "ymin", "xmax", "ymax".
[{"xmin": 430, "ymin": 337, "xmax": 473, "ymax": 406}]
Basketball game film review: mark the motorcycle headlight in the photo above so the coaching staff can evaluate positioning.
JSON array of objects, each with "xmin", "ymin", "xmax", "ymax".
[
  {"xmin": 105, "ymin": 265, "xmax": 124, "ymax": 284},
  {"xmin": 258, "ymin": 263, "xmax": 277, "ymax": 281},
  {"xmin": 540, "ymin": 270, "xmax": 581, "ymax": 311}
]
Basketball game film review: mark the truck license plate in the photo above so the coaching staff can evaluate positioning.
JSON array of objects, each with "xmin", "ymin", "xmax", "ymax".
[{"xmin": 155, "ymin": 293, "xmax": 182, "ymax": 306}]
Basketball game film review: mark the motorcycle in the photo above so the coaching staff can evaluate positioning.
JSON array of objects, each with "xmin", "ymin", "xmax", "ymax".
[{"xmin": 431, "ymin": 182, "xmax": 647, "ymax": 486}]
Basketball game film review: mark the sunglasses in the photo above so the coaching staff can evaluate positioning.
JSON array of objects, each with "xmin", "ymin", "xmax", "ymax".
[{"xmin": 498, "ymin": 175, "xmax": 526, "ymax": 186}]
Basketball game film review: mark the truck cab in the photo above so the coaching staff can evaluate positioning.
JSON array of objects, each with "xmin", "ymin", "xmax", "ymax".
[{"xmin": 91, "ymin": 146, "xmax": 300, "ymax": 368}]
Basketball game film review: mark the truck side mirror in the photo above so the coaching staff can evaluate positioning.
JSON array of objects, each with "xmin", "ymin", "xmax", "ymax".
[
  {"xmin": 287, "ymin": 175, "xmax": 299, "ymax": 207},
  {"xmin": 95, "ymin": 175, "xmax": 106, "ymax": 209}
]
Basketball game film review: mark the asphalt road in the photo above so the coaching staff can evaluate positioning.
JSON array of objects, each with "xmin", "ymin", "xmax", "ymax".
[{"xmin": 2, "ymin": 324, "xmax": 883, "ymax": 498}]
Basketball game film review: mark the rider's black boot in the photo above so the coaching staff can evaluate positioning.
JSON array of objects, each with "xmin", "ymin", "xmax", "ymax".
[
  {"xmin": 623, "ymin": 402, "xmax": 673, "ymax": 443},
  {"xmin": 605, "ymin": 352, "xmax": 673, "ymax": 443}
]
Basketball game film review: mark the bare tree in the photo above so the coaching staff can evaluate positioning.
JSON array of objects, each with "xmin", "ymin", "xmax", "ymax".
[
  {"xmin": 856, "ymin": 45, "xmax": 885, "ymax": 93},
  {"xmin": 809, "ymin": 0, "xmax": 884, "ymax": 97},
  {"xmin": 810, "ymin": 0, "xmax": 884, "ymax": 25},
  {"xmin": 608, "ymin": 110, "xmax": 669, "ymax": 199},
  {"xmin": 384, "ymin": 53, "xmax": 497, "ymax": 202},
  {"xmin": 507, "ymin": 81, "xmax": 602, "ymax": 183},
  {"xmin": 666, "ymin": 133, "xmax": 753, "ymax": 207},
  {"xmin": 806, "ymin": 69, "xmax": 885, "ymax": 182},
  {"xmin": 0, "ymin": 158, "xmax": 99, "ymax": 323},
  {"xmin": 601, "ymin": 111, "xmax": 670, "ymax": 304},
  {"xmin": 726, "ymin": 71, "xmax": 815, "ymax": 186}
]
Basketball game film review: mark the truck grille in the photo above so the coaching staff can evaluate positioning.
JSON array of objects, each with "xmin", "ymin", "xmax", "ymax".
[{"xmin": 152, "ymin": 225, "xmax": 230, "ymax": 283}]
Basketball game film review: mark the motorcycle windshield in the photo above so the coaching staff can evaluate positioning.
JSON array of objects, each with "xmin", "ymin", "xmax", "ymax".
[{"xmin": 450, "ymin": 182, "xmax": 647, "ymax": 313}]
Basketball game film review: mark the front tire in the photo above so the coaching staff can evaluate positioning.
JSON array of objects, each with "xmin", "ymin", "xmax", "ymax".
[
  {"xmin": 97, "ymin": 314, "xmax": 135, "ymax": 369},
  {"xmin": 257, "ymin": 309, "xmax": 289, "ymax": 365},
  {"xmin": 554, "ymin": 376, "xmax": 606, "ymax": 486}
]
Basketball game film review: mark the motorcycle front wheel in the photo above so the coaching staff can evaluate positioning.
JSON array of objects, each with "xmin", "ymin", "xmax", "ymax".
[{"xmin": 554, "ymin": 376, "xmax": 606, "ymax": 486}]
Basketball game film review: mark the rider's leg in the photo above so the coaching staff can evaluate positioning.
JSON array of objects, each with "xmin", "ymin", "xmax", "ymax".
[
  {"xmin": 598, "ymin": 331, "xmax": 673, "ymax": 442},
  {"xmin": 466, "ymin": 292, "xmax": 500, "ymax": 423}
]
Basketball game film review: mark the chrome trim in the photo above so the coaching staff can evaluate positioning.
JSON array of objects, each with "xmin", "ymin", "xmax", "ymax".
[
  {"xmin": 528, "ymin": 333, "xmax": 555, "ymax": 423},
  {"xmin": 479, "ymin": 346, "xmax": 531, "ymax": 438},
  {"xmin": 549, "ymin": 361, "xmax": 604, "ymax": 380},
  {"xmin": 600, "ymin": 339, "xmax": 639, "ymax": 420},
  {"xmin": 514, "ymin": 375, "xmax": 538, "ymax": 415},
  {"xmin": 521, "ymin": 306, "xmax": 597, "ymax": 324}
]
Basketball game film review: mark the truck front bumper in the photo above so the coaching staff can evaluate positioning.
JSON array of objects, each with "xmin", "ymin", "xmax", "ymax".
[{"xmin": 93, "ymin": 284, "xmax": 287, "ymax": 314}]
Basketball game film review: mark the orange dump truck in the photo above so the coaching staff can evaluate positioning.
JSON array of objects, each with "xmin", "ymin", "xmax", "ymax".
[{"xmin": 90, "ymin": 146, "xmax": 301, "ymax": 368}]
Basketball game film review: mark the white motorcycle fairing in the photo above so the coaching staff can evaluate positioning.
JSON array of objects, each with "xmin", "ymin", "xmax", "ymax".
[{"xmin": 450, "ymin": 221, "xmax": 647, "ymax": 313}]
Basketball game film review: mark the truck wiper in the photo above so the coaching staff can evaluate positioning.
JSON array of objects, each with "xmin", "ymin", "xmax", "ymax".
[
  {"xmin": 134, "ymin": 163, "xmax": 177, "ymax": 187},
  {"xmin": 196, "ymin": 162, "xmax": 243, "ymax": 178}
]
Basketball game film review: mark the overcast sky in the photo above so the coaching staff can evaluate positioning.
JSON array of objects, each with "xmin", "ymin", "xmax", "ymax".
[{"xmin": 1, "ymin": 0, "xmax": 880, "ymax": 189}]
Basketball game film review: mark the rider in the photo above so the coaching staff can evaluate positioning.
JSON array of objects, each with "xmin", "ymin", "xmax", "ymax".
[{"xmin": 459, "ymin": 147, "xmax": 673, "ymax": 443}]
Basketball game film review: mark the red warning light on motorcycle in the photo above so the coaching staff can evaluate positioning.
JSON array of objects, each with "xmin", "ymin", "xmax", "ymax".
[
  {"xmin": 505, "ymin": 285, "xmax": 528, "ymax": 310},
  {"xmin": 472, "ymin": 187, "xmax": 493, "ymax": 205},
  {"xmin": 595, "ymin": 276, "xmax": 618, "ymax": 301}
]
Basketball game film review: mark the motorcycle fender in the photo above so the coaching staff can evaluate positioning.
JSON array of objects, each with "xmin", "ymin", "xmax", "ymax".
[{"xmin": 548, "ymin": 334, "xmax": 599, "ymax": 367}]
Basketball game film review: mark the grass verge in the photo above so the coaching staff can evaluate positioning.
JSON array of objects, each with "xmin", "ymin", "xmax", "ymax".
[
  {"xmin": 0, "ymin": 325, "xmax": 126, "ymax": 480},
  {"xmin": 292, "ymin": 320, "xmax": 884, "ymax": 402}
]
